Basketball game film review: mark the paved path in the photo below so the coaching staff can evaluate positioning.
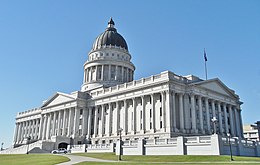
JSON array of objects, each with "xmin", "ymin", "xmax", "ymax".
[{"xmin": 56, "ymin": 154, "xmax": 117, "ymax": 165}]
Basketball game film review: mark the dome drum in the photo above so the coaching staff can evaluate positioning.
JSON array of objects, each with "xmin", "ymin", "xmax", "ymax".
[{"xmin": 81, "ymin": 18, "xmax": 135, "ymax": 91}]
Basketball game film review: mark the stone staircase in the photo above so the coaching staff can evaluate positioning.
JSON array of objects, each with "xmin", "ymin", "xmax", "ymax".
[{"xmin": 0, "ymin": 140, "xmax": 52, "ymax": 154}]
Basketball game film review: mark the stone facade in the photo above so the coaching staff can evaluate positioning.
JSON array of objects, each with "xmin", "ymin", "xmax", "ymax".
[{"xmin": 10, "ymin": 19, "xmax": 248, "ymax": 155}]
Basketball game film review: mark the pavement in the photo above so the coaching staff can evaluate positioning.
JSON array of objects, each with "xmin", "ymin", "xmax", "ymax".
[{"xmin": 56, "ymin": 154, "xmax": 117, "ymax": 165}]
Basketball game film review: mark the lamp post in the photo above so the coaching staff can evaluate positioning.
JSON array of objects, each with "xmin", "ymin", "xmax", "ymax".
[
  {"xmin": 227, "ymin": 133, "xmax": 234, "ymax": 161},
  {"xmin": 1, "ymin": 142, "xmax": 3, "ymax": 151},
  {"xmin": 26, "ymin": 136, "xmax": 31, "ymax": 154},
  {"xmin": 118, "ymin": 128, "xmax": 123, "ymax": 161},
  {"xmin": 211, "ymin": 117, "xmax": 217, "ymax": 134}
]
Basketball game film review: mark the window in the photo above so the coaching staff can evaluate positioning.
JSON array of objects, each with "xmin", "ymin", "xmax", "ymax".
[
  {"xmin": 80, "ymin": 109, "xmax": 83, "ymax": 115},
  {"xmin": 79, "ymin": 119, "xmax": 82, "ymax": 125},
  {"xmin": 150, "ymin": 109, "xmax": 152, "ymax": 118},
  {"xmin": 160, "ymin": 107, "xmax": 162, "ymax": 116},
  {"xmin": 140, "ymin": 123, "xmax": 142, "ymax": 129},
  {"xmin": 160, "ymin": 121, "xmax": 163, "ymax": 128},
  {"xmin": 150, "ymin": 122, "xmax": 152, "ymax": 129},
  {"xmin": 159, "ymin": 95, "xmax": 162, "ymax": 102}
]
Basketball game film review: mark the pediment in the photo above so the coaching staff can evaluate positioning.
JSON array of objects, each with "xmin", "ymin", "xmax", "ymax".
[
  {"xmin": 41, "ymin": 92, "xmax": 76, "ymax": 108},
  {"xmin": 193, "ymin": 79, "xmax": 236, "ymax": 98}
]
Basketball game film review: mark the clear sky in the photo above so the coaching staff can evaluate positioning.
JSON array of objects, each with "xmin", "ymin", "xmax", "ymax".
[{"xmin": 0, "ymin": 0, "xmax": 259, "ymax": 148}]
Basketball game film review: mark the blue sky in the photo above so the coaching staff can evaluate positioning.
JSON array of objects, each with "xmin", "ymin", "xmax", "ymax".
[{"xmin": 0, "ymin": 0, "xmax": 259, "ymax": 147}]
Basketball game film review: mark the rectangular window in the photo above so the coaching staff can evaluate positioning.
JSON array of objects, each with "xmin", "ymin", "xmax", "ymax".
[
  {"xmin": 150, "ymin": 109, "xmax": 152, "ymax": 118},
  {"xmin": 160, "ymin": 121, "xmax": 163, "ymax": 128},
  {"xmin": 150, "ymin": 122, "xmax": 152, "ymax": 129},
  {"xmin": 80, "ymin": 109, "xmax": 83, "ymax": 115},
  {"xmin": 140, "ymin": 110, "xmax": 142, "ymax": 119},
  {"xmin": 79, "ymin": 119, "xmax": 82, "ymax": 125},
  {"xmin": 160, "ymin": 107, "xmax": 162, "ymax": 116},
  {"xmin": 140, "ymin": 123, "xmax": 142, "ymax": 129}
]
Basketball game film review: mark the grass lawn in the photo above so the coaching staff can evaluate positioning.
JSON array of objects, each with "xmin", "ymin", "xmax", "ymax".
[
  {"xmin": 74, "ymin": 152, "xmax": 260, "ymax": 165},
  {"xmin": 0, "ymin": 154, "xmax": 69, "ymax": 165}
]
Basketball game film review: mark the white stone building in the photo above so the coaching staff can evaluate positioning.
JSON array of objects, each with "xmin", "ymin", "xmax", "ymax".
[{"xmin": 7, "ymin": 18, "xmax": 257, "ymax": 155}]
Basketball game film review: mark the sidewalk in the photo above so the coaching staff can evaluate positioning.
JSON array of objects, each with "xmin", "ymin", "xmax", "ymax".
[{"xmin": 56, "ymin": 154, "xmax": 117, "ymax": 165}]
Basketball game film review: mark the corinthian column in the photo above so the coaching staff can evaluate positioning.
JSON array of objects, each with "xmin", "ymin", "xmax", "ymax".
[
  {"xmin": 190, "ymin": 94, "xmax": 197, "ymax": 133},
  {"xmin": 217, "ymin": 102, "xmax": 223, "ymax": 135},
  {"xmin": 198, "ymin": 96, "xmax": 204, "ymax": 133},
  {"xmin": 178, "ymin": 93, "xmax": 185, "ymax": 132}
]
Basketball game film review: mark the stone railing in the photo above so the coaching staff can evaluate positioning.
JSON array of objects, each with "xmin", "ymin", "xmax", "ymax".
[
  {"xmin": 17, "ymin": 108, "xmax": 42, "ymax": 117},
  {"xmin": 90, "ymin": 71, "xmax": 188, "ymax": 98},
  {"xmin": 122, "ymin": 140, "xmax": 138, "ymax": 146},
  {"xmin": 185, "ymin": 136, "xmax": 211, "ymax": 144},
  {"xmin": 145, "ymin": 138, "xmax": 177, "ymax": 145}
]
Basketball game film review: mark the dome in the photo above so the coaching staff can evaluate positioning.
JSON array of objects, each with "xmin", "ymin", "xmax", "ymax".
[{"xmin": 92, "ymin": 18, "xmax": 128, "ymax": 51}]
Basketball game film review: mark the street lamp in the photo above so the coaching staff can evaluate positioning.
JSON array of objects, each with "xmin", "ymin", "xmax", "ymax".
[
  {"xmin": 1, "ymin": 143, "xmax": 3, "ymax": 151},
  {"xmin": 227, "ymin": 133, "xmax": 234, "ymax": 161},
  {"xmin": 118, "ymin": 128, "xmax": 123, "ymax": 161},
  {"xmin": 26, "ymin": 136, "xmax": 31, "ymax": 154},
  {"xmin": 211, "ymin": 117, "xmax": 217, "ymax": 134}
]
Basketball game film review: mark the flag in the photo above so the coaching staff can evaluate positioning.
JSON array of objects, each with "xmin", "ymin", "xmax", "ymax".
[{"xmin": 204, "ymin": 49, "xmax": 208, "ymax": 62}]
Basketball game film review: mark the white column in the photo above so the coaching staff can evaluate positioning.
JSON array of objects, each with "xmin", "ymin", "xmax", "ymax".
[
  {"xmin": 234, "ymin": 107, "xmax": 241, "ymax": 137},
  {"xmin": 35, "ymin": 119, "xmax": 39, "ymax": 139},
  {"xmin": 20, "ymin": 122, "xmax": 25, "ymax": 142},
  {"xmin": 218, "ymin": 102, "xmax": 223, "ymax": 134},
  {"xmin": 107, "ymin": 103, "xmax": 112, "ymax": 136},
  {"xmin": 238, "ymin": 109, "xmax": 243, "ymax": 137},
  {"xmin": 13, "ymin": 123, "xmax": 19, "ymax": 144},
  {"xmin": 150, "ymin": 94, "xmax": 155, "ymax": 133},
  {"xmin": 99, "ymin": 105, "xmax": 105, "ymax": 137},
  {"xmin": 123, "ymin": 100, "xmax": 128, "ymax": 135},
  {"xmin": 62, "ymin": 109, "xmax": 67, "ymax": 136},
  {"xmin": 179, "ymin": 93, "xmax": 185, "ymax": 132},
  {"xmin": 67, "ymin": 108, "xmax": 73, "ymax": 136},
  {"xmin": 57, "ymin": 111, "xmax": 61, "ymax": 136},
  {"xmin": 115, "ymin": 65, "xmax": 118, "ymax": 81},
  {"xmin": 42, "ymin": 115, "xmax": 47, "ymax": 140},
  {"xmin": 93, "ymin": 107, "xmax": 98, "ymax": 137},
  {"xmin": 223, "ymin": 103, "xmax": 229, "ymax": 134},
  {"xmin": 126, "ymin": 68, "xmax": 129, "ymax": 82},
  {"xmin": 73, "ymin": 107, "xmax": 80, "ymax": 136},
  {"xmin": 115, "ymin": 102, "xmax": 119, "ymax": 135},
  {"xmin": 212, "ymin": 100, "xmax": 216, "ymax": 118},
  {"xmin": 132, "ymin": 98, "xmax": 136, "ymax": 134},
  {"xmin": 38, "ymin": 116, "xmax": 43, "ymax": 140},
  {"xmin": 161, "ymin": 92, "xmax": 166, "ymax": 131},
  {"xmin": 108, "ymin": 65, "xmax": 111, "ymax": 80},
  {"xmin": 165, "ymin": 90, "xmax": 172, "ymax": 132},
  {"xmin": 228, "ymin": 105, "xmax": 235, "ymax": 136},
  {"xmin": 46, "ymin": 113, "xmax": 51, "ymax": 140},
  {"xmin": 27, "ymin": 120, "xmax": 32, "ymax": 137},
  {"xmin": 121, "ymin": 67, "xmax": 124, "ymax": 82},
  {"xmin": 16, "ymin": 123, "xmax": 22, "ymax": 143},
  {"xmin": 87, "ymin": 108, "xmax": 92, "ymax": 139},
  {"xmin": 172, "ymin": 92, "xmax": 177, "ymax": 132},
  {"xmin": 141, "ymin": 96, "xmax": 146, "ymax": 133},
  {"xmin": 82, "ymin": 108, "xmax": 88, "ymax": 137},
  {"xmin": 190, "ymin": 94, "xmax": 197, "ymax": 133},
  {"xmin": 52, "ymin": 112, "xmax": 57, "ymax": 136},
  {"xmin": 205, "ymin": 98, "xmax": 211, "ymax": 133},
  {"xmin": 198, "ymin": 96, "xmax": 204, "ymax": 133}
]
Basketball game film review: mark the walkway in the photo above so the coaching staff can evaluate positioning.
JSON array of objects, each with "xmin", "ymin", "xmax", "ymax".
[{"xmin": 56, "ymin": 154, "xmax": 117, "ymax": 165}]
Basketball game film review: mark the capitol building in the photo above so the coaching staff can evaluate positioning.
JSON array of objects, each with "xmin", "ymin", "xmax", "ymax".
[{"xmin": 4, "ymin": 18, "xmax": 260, "ymax": 156}]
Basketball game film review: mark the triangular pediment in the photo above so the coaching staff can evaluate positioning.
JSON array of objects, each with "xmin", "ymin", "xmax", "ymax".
[
  {"xmin": 41, "ymin": 92, "xmax": 76, "ymax": 108},
  {"xmin": 193, "ymin": 79, "xmax": 237, "ymax": 98}
]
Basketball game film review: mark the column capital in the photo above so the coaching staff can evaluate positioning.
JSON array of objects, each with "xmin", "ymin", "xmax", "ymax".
[
  {"xmin": 197, "ymin": 95, "xmax": 202, "ymax": 99},
  {"xmin": 178, "ymin": 92, "xmax": 184, "ymax": 96}
]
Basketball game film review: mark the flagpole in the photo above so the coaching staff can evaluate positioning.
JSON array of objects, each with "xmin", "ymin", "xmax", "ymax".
[
  {"xmin": 204, "ymin": 48, "xmax": 208, "ymax": 80},
  {"xmin": 205, "ymin": 59, "xmax": 208, "ymax": 80}
]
